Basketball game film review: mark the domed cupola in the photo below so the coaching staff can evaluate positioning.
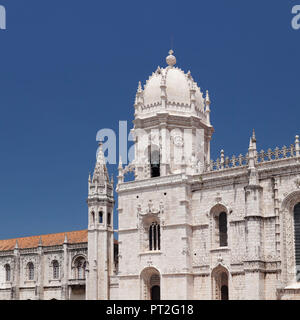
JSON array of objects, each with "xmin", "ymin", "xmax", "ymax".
[
  {"xmin": 134, "ymin": 50, "xmax": 210, "ymax": 125},
  {"xmin": 129, "ymin": 50, "xmax": 214, "ymax": 180}
]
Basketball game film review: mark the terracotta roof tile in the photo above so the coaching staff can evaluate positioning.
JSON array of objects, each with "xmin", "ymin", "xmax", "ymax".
[{"xmin": 0, "ymin": 230, "xmax": 88, "ymax": 251}]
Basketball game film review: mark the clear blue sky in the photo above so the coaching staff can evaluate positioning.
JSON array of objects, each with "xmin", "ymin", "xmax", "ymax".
[{"xmin": 0, "ymin": 0, "xmax": 299, "ymax": 239}]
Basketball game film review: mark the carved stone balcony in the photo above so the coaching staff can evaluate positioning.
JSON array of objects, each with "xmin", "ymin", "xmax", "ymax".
[{"xmin": 68, "ymin": 278, "xmax": 86, "ymax": 287}]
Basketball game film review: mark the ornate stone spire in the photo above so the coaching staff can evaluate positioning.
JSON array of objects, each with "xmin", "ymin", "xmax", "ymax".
[
  {"xmin": 205, "ymin": 90, "xmax": 211, "ymax": 126},
  {"xmin": 137, "ymin": 81, "xmax": 142, "ymax": 93},
  {"xmin": 64, "ymin": 233, "xmax": 68, "ymax": 244},
  {"xmin": 252, "ymin": 129, "xmax": 256, "ymax": 143},
  {"xmin": 117, "ymin": 157, "xmax": 124, "ymax": 185},
  {"xmin": 248, "ymin": 133, "xmax": 258, "ymax": 185},
  {"xmin": 118, "ymin": 156, "xmax": 123, "ymax": 170},
  {"xmin": 249, "ymin": 137, "xmax": 253, "ymax": 150},
  {"xmin": 166, "ymin": 49, "xmax": 176, "ymax": 67},
  {"xmin": 205, "ymin": 90, "xmax": 211, "ymax": 106},
  {"xmin": 92, "ymin": 142, "xmax": 109, "ymax": 183}
]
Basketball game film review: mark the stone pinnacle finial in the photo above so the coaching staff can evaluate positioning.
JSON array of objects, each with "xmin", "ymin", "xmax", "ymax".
[
  {"xmin": 252, "ymin": 129, "xmax": 256, "ymax": 142},
  {"xmin": 205, "ymin": 90, "xmax": 211, "ymax": 105},
  {"xmin": 64, "ymin": 233, "xmax": 68, "ymax": 244},
  {"xmin": 97, "ymin": 142, "xmax": 105, "ymax": 165},
  {"xmin": 249, "ymin": 137, "xmax": 253, "ymax": 149},
  {"xmin": 15, "ymin": 240, "xmax": 19, "ymax": 249},
  {"xmin": 137, "ymin": 81, "xmax": 142, "ymax": 93},
  {"xmin": 118, "ymin": 157, "xmax": 123, "ymax": 169},
  {"xmin": 166, "ymin": 49, "xmax": 176, "ymax": 67}
]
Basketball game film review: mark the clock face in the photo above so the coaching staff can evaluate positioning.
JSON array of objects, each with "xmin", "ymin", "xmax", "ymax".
[{"xmin": 174, "ymin": 135, "xmax": 183, "ymax": 147}]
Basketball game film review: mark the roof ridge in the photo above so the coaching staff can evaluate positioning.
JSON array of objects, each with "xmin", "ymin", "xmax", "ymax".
[
  {"xmin": 0, "ymin": 230, "xmax": 88, "ymax": 251},
  {"xmin": 0, "ymin": 229, "xmax": 87, "ymax": 242}
]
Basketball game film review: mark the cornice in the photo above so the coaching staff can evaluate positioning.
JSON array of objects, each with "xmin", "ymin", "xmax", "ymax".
[{"xmin": 117, "ymin": 174, "xmax": 185, "ymax": 193}]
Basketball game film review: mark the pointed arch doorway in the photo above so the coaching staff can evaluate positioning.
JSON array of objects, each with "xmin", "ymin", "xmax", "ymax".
[
  {"xmin": 212, "ymin": 265, "xmax": 229, "ymax": 300},
  {"xmin": 140, "ymin": 267, "xmax": 161, "ymax": 300},
  {"xmin": 151, "ymin": 285, "xmax": 160, "ymax": 300}
]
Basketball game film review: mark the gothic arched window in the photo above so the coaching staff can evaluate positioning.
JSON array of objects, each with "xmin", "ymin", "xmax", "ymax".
[
  {"xmin": 74, "ymin": 257, "xmax": 86, "ymax": 280},
  {"xmin": 294, "ymin": 203, "xmax": 300, "ymax": 281},
  {"xmin": 27, "ymin": 262, "xmax": 34, "ymax": 280},
  {"xmin": 149, "ymin": 222, "xmax": 160, "ymax": 251},
  {"xmin": 99, "ymin": 211, "xmax": 103, "ymax": 224},
  {"xmin": 219, "ymin": 212, "xmax": 228, "ymax": 247},
  {"xmin": 150, "ymin": 149, "xmax": 160, "ymax": 178},
  {"xmin": 107, "ymin": 213, "xmax": 111, "ymax": 226},
  {"xmin": 52, "ymin": 260, "xmax": 59, "ymax": 279},
  {"xmin": 5, "ymin": 264, "xmax": 11, "ymax": 282}
]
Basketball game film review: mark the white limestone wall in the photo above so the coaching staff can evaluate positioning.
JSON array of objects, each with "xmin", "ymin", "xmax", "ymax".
[
  {"xmin": 118, "ymin": 277, "xmax": 140, "ymax": 300},
  {"xmin": 230, "ymin": 274, "xmax": 245, "ymax": 300},
  {"xmin": 43, "ymin": 288, "xmax": 61, "ymax": 300},
  {"xmin": 19, "ymin": 288, "xmax": 35, "ymax": 300},
  {"xmin": 0, "ymin": 289, "xmax": 10, "ymax": 300},
  {"xmin": 118, "ymin": 179, "xmax": 194, "ymax": 299},
  {"xmin": 193, "ymin": 275, "xmax": 210, "ymax": 300},
  {"xmin": 162, "ymin": 275, "xmax": 193, "ymax": 300}
]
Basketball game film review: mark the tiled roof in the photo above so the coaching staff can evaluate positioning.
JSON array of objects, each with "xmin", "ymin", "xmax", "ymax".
[{"xmin": 0, "ymin": 230, "xmax": 88, "ymax": 251}]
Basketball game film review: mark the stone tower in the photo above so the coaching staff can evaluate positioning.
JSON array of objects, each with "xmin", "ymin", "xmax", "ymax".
[
  {"xmin": 131, "ymin": 50, "xmax": 214, "ymax": 178},
  {"xmin": 117, "ymin": 51, "xmax": 214, "ymax": 299},
  {"xmin": 86, "ymin": 143, "xmax": 115, "ymax": 300}
]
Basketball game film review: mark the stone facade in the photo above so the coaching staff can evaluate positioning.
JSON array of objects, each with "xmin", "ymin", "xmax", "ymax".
[
  {"xmin": 0, "ymin": 50, "xmax": 300, "ymax": 300},
  {"xmin": 0, "ymin": 231, "xmax": 88, "ymax": 300},
  {"xmin": 116, "ymin": 50, "xmax": 300, "ymax": 300}
]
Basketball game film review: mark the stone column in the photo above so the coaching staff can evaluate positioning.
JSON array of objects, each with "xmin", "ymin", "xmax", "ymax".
[
  {"xmin": 62, "ymin": 234, "xmax": 69, "ymax": 300},
  {"xmin": 13, "ymin": 241, "xmax": 20, "ymax": 300},
  {"xmin": 37, "ymin": 239, "xmax": 44, "ymax": 300},
  {"xmin": 243, "ymin": 137, "xmax": 265, "ymax": 299}
]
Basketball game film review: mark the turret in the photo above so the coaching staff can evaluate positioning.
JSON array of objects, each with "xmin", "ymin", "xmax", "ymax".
[
  {"xmin": 205, "ymin": 90, "xmax": 211, "ymax": 126},
  {"xmin": 86, "ymin": 142, "xmax": 115, "ymax": 300},
  {"xmin": 129, "ymin": 50, "xmax": 214, "ymax": 180}
]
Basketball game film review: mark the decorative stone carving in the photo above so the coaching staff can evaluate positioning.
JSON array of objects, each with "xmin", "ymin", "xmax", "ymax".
[
  {"xmin": 137, "ymin": 200, "xmax": 164, "ymax": 217},
  {"xmin": 217, "ymin": 254, "xmax": 223, "ymax": 263},
  {"xmin": 295, "ymin": 179, "xmax": 300, "ymax": 189}
]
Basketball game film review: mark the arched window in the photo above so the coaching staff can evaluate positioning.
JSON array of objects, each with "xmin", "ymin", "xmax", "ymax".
[
  {"xmin": 5, "ymin": 264, "xmax": 11, "ymax": 282},
  {"xmin": 219, "ymin": 212, "xmax": 228, "ymax": 247},
  {"xmin": 74, "ymin": 257, "xmax": 86, "ymax": 280},
  {"xmin": 27, "ymin": 262, "xmax": 34, "ymax": 280},
  {"xmin": 150, "ymin": 149, "xmax": 160, "ymax": 178},
  {"xmin": 107, "ymin": 213, "xmax": 111, "ymax": 226},
  {"xmin": 294, "ymin": 203, "xmax": 300, "ymax": 281},
  {"xmin": 149, "ymin": 222, "xmax": 160, "ymax": 251},
  {"xmin": 52, "ymin": 260, "xmax": 59, "ymax": 279},
  {"xmin": 99, "ymin": 211, "xmax": 103, "ymax": 224}
]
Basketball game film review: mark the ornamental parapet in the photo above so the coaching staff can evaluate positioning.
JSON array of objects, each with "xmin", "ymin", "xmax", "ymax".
[{"xmin": 205, "ymin": 136, "xmax": 299, "ymax": 173}]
